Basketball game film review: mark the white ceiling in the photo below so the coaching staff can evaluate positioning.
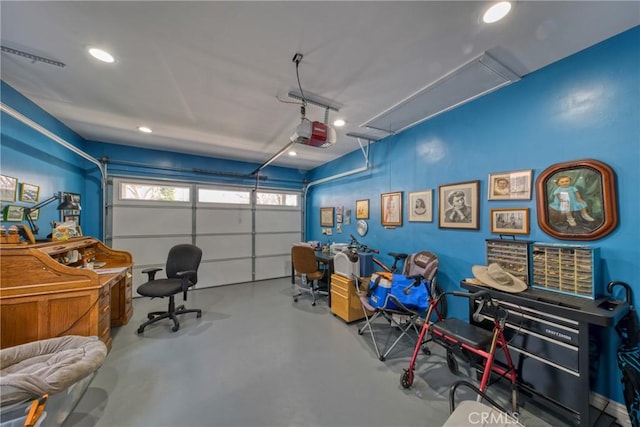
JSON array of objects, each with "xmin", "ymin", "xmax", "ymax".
[{"xmin": 1, "ymin": 2, "xmax": 638, "ymax": 171}]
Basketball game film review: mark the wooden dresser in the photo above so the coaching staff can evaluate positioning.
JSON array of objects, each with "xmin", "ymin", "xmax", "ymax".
[{"xmin": 0, "ymin": 237, "xmax": 134, "ymax": 351}]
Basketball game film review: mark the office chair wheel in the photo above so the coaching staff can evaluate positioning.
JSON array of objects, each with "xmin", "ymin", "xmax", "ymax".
[
  {"xmin": 400, "ymin": 369, "xmax": 413, "ymax": 389},
  {"xmin": 137, "ymin": 326, "xmax": 144, "ymax": 334},
  {"xmin": 147, "ymin": 313, "xmax": 155, "ymax": 320},
  {"xmin": 446, "ymin": 349, "xmax": 459, "ymax": 375}
]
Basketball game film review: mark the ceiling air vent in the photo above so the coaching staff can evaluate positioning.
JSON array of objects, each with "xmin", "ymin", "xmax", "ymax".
[{"xmin": 363, "ymin": 52, "xmax": 520, "ymax": 134}]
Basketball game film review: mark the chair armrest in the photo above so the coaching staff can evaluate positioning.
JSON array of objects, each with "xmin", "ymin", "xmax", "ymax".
[
  {"xmin": 141, "ymin": 267, "xmax": 162, "ymax": 281},
  {"xmin": 176, "ymin": 270, "xmax": 197, "ymax": 297}
]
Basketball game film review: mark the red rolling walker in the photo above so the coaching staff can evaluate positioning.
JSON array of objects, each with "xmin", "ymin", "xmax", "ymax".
[{"xmin": 400, "ymin": 290, "xmax": 519, "ymax": 413}]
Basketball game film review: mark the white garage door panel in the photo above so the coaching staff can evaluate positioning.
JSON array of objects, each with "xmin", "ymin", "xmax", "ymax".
[
  {"xmin": 255, "ymin": 210, "xmax": 300, "ymax": 232},
  {"xmin": 196, "ymin": 208, "xmax": 252, "ymax": 233},
  {"xmin": 196, "ymin": 234, "xmax": 252, "ymax": 260},
  {"xmin": 255, "ymin": 255, "xmax": 291, "ymax": 280},
  {"xmin": 197, "ymin": 260, "xmax": 252, "ymax": 287},
  {"xmin": 111, "ymin": 237, "xmax": 192, "ymax": 266},
  {"xmin": 255, "ymin": 233, "xmax": 300, "ymax": 256},
  {"xmin": 113, "ymin": 206, "xmax": 192, "ymax": 236}
]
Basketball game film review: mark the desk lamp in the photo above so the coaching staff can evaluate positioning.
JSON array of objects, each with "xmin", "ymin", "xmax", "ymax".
[{"xmin": 23, "ymin": 193, "xmax": 81, "ymax": 235}]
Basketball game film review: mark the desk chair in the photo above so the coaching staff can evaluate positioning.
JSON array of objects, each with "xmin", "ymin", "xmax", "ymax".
[
  {"xmin": 136, "ymin": 244, "xmax": 203, "ymax": 333},
  {"xmin": 291, "ymin": 244, "xmax": 328, "ymax": 306}
]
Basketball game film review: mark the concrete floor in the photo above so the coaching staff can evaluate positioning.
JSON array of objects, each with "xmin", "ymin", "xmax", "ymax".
[{"xmin": 63, "ymin": 278, "xmax": 610, "ymax": 427}]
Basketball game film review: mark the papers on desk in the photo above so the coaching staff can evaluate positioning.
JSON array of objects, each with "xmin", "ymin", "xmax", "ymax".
[{"xmin": 93, "ymin": 267, "xmax": 127, "ymax": 275}]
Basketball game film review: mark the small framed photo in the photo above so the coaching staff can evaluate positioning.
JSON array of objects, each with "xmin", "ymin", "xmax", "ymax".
[
  {"xmin": 408, "ymin": 190, "xmax": 433, "ymax": 222},
  {"xmin": 488, "ymin": 170, "xmax": 533, "ymax": 200},
  {"xmin": 381, "ymin": 191, "xmax": 403, "ymax": 227},
  {"xmin": 320, "ymin": 207, "xmax": 334, "ymax": 227},
  {"xmin": 27, "ymin": 208, "xmax": 40, "ymax": 221},
  {"xmin": 439, "ymin": 180, "xmax": 480, "ymax": 230},
  {"xmin": 336, "ymin": 213, "xmax": 343, "ymax": 223},
  {"xmin": 0, "ymin": 175, "xmax": 18, "ymax": 202},
  {"xmin": 355, "ymin": 199, "xmax": 369, "ymax": 219},
  {"xmin": 19, "ymin": 183, "xmax": 40, "ymax": 203},
  {"xmin": 490, "ymin": 208, "xmax": 530, "ymax": 235},
  {"xmin": 3, "ymin": 205, "xmax": 24, "ymax": 222}
]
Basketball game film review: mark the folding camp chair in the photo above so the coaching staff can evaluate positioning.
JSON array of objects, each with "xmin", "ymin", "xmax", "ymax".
[{"xmin": 355, "ymin": 251, "xmax": 440, "ymax": 361}]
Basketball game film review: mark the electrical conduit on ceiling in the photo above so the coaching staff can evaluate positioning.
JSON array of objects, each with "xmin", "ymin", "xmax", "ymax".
[
  {"xmin": 302, "ymin": 137, "xmax": 372, "ymax": 238},
  {"xmin": 1, "ymin": 102, "xmax": 107, "ymax": 237}
]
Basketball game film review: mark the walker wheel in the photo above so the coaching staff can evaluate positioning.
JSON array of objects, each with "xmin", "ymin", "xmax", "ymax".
[
  {"xmin": 446, "ymin": 350, "xmax": 459, "ymax": 375},
  {"xmin": 400, "ymin": 369, "xmax": 413, "ymax": 389},
  {"xmin": 422, "ymin": 345, "xmax": 431, "ymax": 355}
]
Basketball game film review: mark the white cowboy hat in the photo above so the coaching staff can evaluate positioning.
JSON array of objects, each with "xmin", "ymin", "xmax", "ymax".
[{"xmin": 471, "ymin": 263, "xmax": 527, "ymax": 293}]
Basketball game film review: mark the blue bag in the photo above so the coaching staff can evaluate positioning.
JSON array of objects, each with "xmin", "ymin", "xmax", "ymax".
[{"xmin": 387, "ymin": 274, "xmax": 429, "ymax": 312}]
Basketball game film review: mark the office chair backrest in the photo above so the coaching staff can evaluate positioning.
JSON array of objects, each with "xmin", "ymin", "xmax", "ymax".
[
  {"xmin": 404, "ymin": 251, "xmax": 438, "ymax": 282},
  {"xmin": 166, "ymin": 244, "xmax": 203, "ymax": 284},
  {"xmin": 291, "ymin": 245, "xmax": 319, "ymax": 275}
]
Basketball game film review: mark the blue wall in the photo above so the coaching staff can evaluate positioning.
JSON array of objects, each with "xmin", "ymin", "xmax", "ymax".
[{"xmin": 306, "ymin": 27, "xmax": 640, "ymax": 404}]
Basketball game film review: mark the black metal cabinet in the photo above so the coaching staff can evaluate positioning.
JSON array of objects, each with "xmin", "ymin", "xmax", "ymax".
[{"xmin": 461, "ymin": 280, "xmax": 627, "ymax": 427}]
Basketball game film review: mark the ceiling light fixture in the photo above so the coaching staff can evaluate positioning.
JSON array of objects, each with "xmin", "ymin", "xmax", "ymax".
[
  {"xmin": 137, "ymin": 126, "xmax": 152, "ymax": 133},
  {"xmin": 88, "ymin": 47, "xmax": 115, "ymax": 63},
  {"xmin": 288, "ymin": 151, "xmax": 297, "ymax": 157},
  {"xmin": 483, "ymin": 2, "xmax": 512, "ymax": 23},
  {"xmin": 333, "ymin": 119, "xmax": 346, "ymax": 127}
]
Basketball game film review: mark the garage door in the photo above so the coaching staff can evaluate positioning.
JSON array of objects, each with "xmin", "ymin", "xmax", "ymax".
[{"xmin": 108, "ymin": 178, "xmax": 302, "ymax": 289}]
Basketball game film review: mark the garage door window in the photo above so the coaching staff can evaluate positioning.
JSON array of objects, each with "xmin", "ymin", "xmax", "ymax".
[{"xmin": 120, "ymin": 182, "xmax": 190, "ymax": 201}]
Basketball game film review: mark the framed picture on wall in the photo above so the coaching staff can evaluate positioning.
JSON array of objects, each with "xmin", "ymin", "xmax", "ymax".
[
  {"xmin": 536, "ymin": 159, "xmax": 617, "ymax": 240},
  {"xmin": 438, "ymin": 180, "xmax": 480, "ymax": 230},
  {"xmin": 60, "ymin": 193, "xmax": 81, "ymax": 225},
  {"xmin": 355, "ymin": 199, "xmax": 369, "ymax": 219},
  {"xmin": 320, "ymin": 207, "xmax": 334, "ymax": 227},
  {"xmin": 490, "ymin": 208, "xmax": 530, "ymax": 235},
  {"xmin": 19, "ymin": 183, "xmax": 40, "ymax": 203},
  {"xmin": 488, "ymin": 170, "xmax": 533, "ymax": 200},
  {"xmin": 0, "ymin": 175, "xmax": 18, "ymax": 202},
  {"xmin": 3, "ymin": 205, "xmax": 24, "ymax": 222},
  {"xmin": 381, "ymin": 191, "xmax": 402, "ymax": 227},
  {"xmin": 408, "ymin": 190, "xmax": 433, "ymax": 222}
]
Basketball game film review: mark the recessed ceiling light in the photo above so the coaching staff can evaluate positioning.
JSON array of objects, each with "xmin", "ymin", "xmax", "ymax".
[
  {"xmin": 88, "ymin": 47, "xmax": 115, "ymax": 63},
  {"xmin": 333, "ymin": 119, "xmax": 346, "ymax": 127},
  {"xmin": 288, "ymin": 150, "xmax": 297, "ymax": 157},
  {"xmin": 483, "ymin": 2, "xmax": 511, "ymax": 24},
  {"xmin": 138, "ymin": 126, "xmax": 152, "ymax": 133}
]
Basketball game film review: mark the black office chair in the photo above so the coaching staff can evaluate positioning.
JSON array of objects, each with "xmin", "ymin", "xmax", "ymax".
[{"xmin": 136, "ymin": 244, "xmax": 203, "ymax": 333}]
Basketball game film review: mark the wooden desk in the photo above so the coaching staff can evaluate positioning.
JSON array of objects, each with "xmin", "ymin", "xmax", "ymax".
[{"xmin": 0, "ymin": 237, "xmax": 134, "ymax": 351}]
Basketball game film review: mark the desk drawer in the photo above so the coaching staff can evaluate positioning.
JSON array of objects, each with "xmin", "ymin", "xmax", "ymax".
[
  {"xmin": 330, "ymin": 290, "xmax": 365, "ymax": 323},
  {"xmin": 331, "ymin": 274, "xmax": 354, "ymax": 293}
]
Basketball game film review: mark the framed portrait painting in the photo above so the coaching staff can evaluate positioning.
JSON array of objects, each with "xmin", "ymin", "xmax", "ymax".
[
  {"xmin": 488, "ymin": 170, "xmax": 532, "ymax": 200},
  {"xmin": 320, "ymin": 207, "xmax": 334, "ymax": 227},
  {"xmin": 490, "ymin": 208, "xmax": 530, "ymax": 235},
  {"xmin": 381, "ymin": 192, "xmax": 402, "ymax": 227},
  {"xmin": 439, "ymin": 180, "xmax": 480, "ymax": 230},
  {"xmin": 536, "ymin": 159, "xmax": 617, "ymax": 240},
  {"xmin": 355, "ymin": 199, "xmax": 369, "ymax": 219},
  {"xmin": 408, "ymin": 190, "xmax": 433, "ymax": 222}
]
